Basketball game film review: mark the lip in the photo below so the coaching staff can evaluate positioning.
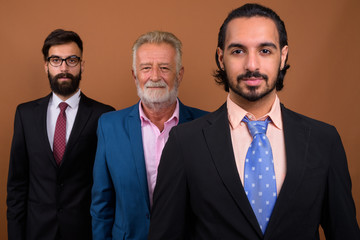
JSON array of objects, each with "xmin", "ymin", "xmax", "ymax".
[
  {"xmin": 146, "ymin": 86, "xmax": 166, "ymax": 89},
  {"xmin": 58, "ymin": 77, "xmax": 70, "ymax": 81},
  {"xmin": 243, "ymin": 78, "xmax": 263, "ymax": 86}
]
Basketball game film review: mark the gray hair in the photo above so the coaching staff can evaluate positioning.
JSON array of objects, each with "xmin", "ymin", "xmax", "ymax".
[{"xmin": 132, "ymin": 31, "xmax": 182, "ymax": 74}]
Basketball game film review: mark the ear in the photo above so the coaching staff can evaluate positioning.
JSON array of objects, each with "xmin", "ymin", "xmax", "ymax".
[
  {"xmin": 131, "ymin": 69, "xmax": 137, "ymax": 82},
  {"xmin": 44, "ymin": 61, "xmax": 49, "ymax": 74},
  {"xmin": 280, "ymin": 45, "xmax": 289, "ymax": 70},
  {"xmin": 217, "ymin": 47, "xmax": 225, "ymax": 70},
  {"xmin": 80, "ymin": 60, "xmax": 85, "ymax": 73},
  {"xmin": 177, "ymin": 66, "xmax": 184, "ymax": 85}
]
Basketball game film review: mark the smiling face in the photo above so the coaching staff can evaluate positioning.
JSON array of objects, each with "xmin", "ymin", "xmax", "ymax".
[
  {"xmin": 133, "ymin": 42, "xmax": 184, "ymax": 110},
  {"xmin": 217, "ymin": 17, "xmax": 288, "ymax": 104},
  {"xmin": 45, "ymin": 42, "xmax": 84, "ymax": 99}
]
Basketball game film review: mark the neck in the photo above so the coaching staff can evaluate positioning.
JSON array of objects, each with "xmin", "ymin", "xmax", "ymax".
[
  {"xmin": 141, "ymin": 101, "xmax": 177, "ymax": 132},
  {"xmin": 229, "ymin": 91, "xmax": 276, "ymax": 119},
  {"xmin": 54, "ymin": 89, "xmax": 79, "ymax": 101}
]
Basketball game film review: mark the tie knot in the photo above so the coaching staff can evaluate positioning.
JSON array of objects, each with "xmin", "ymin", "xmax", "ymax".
[
  {"xmin": 243, "ymin": 116, "xmax": 270, "ymax": 137},
  {"xmin": 59, "ymin": 102, "xmax": 68, "ymax": 113}
]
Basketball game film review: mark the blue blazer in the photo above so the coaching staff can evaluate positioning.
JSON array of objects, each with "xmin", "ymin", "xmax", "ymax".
[{"xmin": 91, "ymin": 100, "xmax": 207, "ymax": 240}]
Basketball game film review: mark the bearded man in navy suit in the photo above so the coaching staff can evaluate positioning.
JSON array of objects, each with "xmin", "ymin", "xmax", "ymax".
[{"xmin": 148, "ymin": 4, "xmax": 359, "ymax": 240}]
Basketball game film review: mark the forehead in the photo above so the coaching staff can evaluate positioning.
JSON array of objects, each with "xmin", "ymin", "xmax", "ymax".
[
  {"xmin": 136, "ymin": 43, "xmax": 176, "ymax": 63},
  {"xmin": 225, "ymin": 17, "xmax": 280, "ymax": 47},
  {"xmin": 48, "ymin": 42, "xmax": 82, "ymax": 57}
]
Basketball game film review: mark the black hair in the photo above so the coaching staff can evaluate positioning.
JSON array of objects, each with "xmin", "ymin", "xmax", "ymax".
[
  {"xmin": 42, "ymin": 29, "xmax": 83, "ymax": 61},
  {"xmin": 214, "ymin": 3, "xmax": 290, "ymax": 92}
]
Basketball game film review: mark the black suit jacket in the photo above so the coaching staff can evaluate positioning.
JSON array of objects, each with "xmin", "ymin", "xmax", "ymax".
[
  {"xmin": 148, "ymin": 103, "xmax": 359, "ymax": 240},
  {"xmin": 7, "ymin": 93, "xmax": 114, "ymax": 240}
]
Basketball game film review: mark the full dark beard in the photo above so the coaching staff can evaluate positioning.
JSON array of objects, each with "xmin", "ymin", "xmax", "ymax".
[
  {"xmin": 48, "ymin": 72, "xmax": 81, "ymax": 97},
  {"xmin": 229, "ymin": 70, "xmax": 278, "ymax": 102}
]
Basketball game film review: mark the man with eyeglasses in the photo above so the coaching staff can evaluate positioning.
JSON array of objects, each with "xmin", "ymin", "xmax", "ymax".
[{"xmin": 7, "ymin": 29, "xmax": 114, "ymax": 240}]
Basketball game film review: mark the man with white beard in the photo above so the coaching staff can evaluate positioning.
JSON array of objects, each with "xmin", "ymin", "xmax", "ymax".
[{"xmin": 90, "ymin": 31, "xmax": 208, "ymax": 240}]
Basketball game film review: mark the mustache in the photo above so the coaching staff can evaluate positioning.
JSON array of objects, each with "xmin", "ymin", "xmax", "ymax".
[
  {"xmin": 145, "ymin": 80, "xmax": 167, "ymax": 88},
  {"xmin": 53, "ymin": 73, "xmax": 76, "ymax": 81},
  {"xmin": 237, "ymin": 71, "xmax": 268, "ymax": 81}
]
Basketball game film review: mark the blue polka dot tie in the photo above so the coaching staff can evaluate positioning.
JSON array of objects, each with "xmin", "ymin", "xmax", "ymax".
[{"xmin": 243, "ymin": 116, "xmax": 277, "ymax": 233}]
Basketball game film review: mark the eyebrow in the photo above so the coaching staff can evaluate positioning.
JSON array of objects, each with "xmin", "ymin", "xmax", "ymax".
[
  {"xmin": 139, "ymin": 63, "xmax": 171, "ymax": 66},
  {"xmin": 227, "ymin": 42, "xmax": 278, "ymax": 50},
  {"xmin": 48, "ymin": 55, "xmax": 79, "ymax": 58},
  {"xmin": 259, "ymin": 42, "xmax": 278, "ymax": 49}
]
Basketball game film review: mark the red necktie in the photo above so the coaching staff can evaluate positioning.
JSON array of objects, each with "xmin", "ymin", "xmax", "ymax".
[{"xmin": 53, "ymin": 102, "xmax": 68, "ymax": 165}]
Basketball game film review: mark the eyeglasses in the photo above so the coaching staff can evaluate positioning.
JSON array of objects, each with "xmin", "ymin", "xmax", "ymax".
[{"xmin": 47, "ymin": 55, "xmax": 81, "ymax": 67}]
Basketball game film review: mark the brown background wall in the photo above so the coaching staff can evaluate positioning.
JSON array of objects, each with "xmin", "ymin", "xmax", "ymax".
[{"xmin": 1, "ymin": 0, "xmax": 359, "ymax": 238}]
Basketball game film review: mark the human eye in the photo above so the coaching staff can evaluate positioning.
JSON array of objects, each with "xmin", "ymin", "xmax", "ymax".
[
  {"xmin": 141, "ymin": 66, "xmax": 151, "ymax": 71},
  {"xmin": 160, "ymin": 66, "xmax": 170, "ymax": 71},
  {"xmin": 51, "ymin": 57, "xmax": 61, "ymax": 63},
  {"xmin": 67, "ymin": 57, "xmax": 78, "ymax": 64},
  {"xmin": 260, "ymin": 49, "xmax": 271, "ymax": 55},
  {"xmin": 231, "ymin": 49, "xmax": 244, "ymax": 55}
]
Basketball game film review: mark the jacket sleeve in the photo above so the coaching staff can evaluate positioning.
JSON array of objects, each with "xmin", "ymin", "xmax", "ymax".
[
  {"xmin": 321, "ymin": 127, "xmax": 360, "ymax": 239},
  {"xmin": 7, "ymin": 106, "xmax": 28, "ymax": 240},
  {"xmin": 90, "ymin": 117, "xmax": 116, "ymax": 240}
]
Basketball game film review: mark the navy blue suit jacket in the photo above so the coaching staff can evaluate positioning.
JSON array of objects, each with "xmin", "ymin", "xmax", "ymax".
[{"xmin": 91, "ymin": 100, "xmax": 207, "ymax": 240}]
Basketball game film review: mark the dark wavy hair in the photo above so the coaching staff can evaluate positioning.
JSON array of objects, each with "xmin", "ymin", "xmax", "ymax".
[
  {"xmin": 42, "ymin": 29, "xmax": 83, "ymax": 61},
  {"xmin": 214, "ymin": 3, "xmax": 290, "ymax": 92}
]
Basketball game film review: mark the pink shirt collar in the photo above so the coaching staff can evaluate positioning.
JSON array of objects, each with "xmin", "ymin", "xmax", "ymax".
[
  {"xmin": 139, "ymin": 99, "xmax": 180, "ymax": 127},
  {"xmin": 227, "ymin": 94, "xmax": 282, "ymax": 130}
]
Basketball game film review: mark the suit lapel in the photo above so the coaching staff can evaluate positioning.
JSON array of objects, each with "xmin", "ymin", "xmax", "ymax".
[
  {"xmin": 62, "ymin": 93, "xmax": 92, "ymax": 166},
  {"xmin": 128, "ymin": 104, "xmax": 150, "ymax": 209},
  {"xmin": 203, "ymin": 104, "xmax": 263, "ymax": 237},
  {"xmin": 265, "ymin": 105, "xmax": 310, "ymax": 238},
  {"xmin": 35, "ymin": 94, "xmax": 58, "ymax": 167}
]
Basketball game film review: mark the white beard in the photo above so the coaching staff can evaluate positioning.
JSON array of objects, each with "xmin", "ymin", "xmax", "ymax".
[{"xmin": 136, "ymin": 78, "xmax": 179, "ymax": 111}]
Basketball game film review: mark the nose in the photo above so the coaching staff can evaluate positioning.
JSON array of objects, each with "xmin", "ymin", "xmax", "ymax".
[
  {"xmin": 150, "ymin": 67, "xmax": 161, "ymax": 82},
  {"xmin": 59, "ymin": 60, "xmax": 69, "ymax": 72},
  {"xmin": 245, "ymin": 52, "xmax": 260, "ymax": 72}
]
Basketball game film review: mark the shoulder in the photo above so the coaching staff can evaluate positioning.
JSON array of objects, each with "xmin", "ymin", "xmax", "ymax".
[
  {"xmin": 281, "ymin": 104, "xmax": 339, "ymax": 137},
  {"xmin": 176, "ymin": 103, "xmax": 226, "ymax": 132},
  {"xmin": 15, "ymin": 94, "xmax": 51, "ymax": 112},
  {"xmin": 179, "ymin": 100, "xmax": 209, "ymax": 120},
  {"xmin": 98, "ymin": 103, "xmax": 139, "ymax": 123},
  {"xmin": 80, "ymin": 93, "xmax": 115, "ymax": 112},
  {"xmin": 183, "ymin": 106, "xmax": 208, "ymax": 118}
]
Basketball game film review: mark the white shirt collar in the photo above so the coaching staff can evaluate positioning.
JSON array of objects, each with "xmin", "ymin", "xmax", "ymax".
[{"xmin": 51, "ymin": 89, "xmax": 81, "ymax": 109}]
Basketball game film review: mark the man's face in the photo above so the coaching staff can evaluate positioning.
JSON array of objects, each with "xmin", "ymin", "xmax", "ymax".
[
  {"xmin": 132, "ymin": 43, "xmax": 184, "ymax": 109},
  {"xmin": 45, "ymin": 42, "xmax": 84, "ymax": 97},
  {"xmin": 217, "ymin": 17, "xmax": 288, "ymax": 102}
]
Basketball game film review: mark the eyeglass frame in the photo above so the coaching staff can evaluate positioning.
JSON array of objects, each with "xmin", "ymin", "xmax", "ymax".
[{"xmin": 47, "ymin": 55, "xmax": 82, "ymax": 67}]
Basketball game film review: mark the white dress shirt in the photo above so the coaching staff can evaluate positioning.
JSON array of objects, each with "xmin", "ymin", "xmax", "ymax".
[{"xmin": 47, "ymin": 90, "xmax": 81, "ymax": 150}]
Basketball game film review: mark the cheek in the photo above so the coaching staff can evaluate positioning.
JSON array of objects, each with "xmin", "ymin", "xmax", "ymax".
[
  {"xmin": 260, "ymin": 58, "xmax": 280, "ymax": 76},
  {"xmin": 164, "ymin": 74, "xmax": 177, "ymax": 88},
  {"xmin": 47, "ymin": 68, "xmax": 58, "ymax": 77},
  {"xmin": 225, "ymin": 60, "xmax": 243, "ymax": 79},
  {"xmin": 137, "ymin": 74, "xmax": 148, "ymax": 87},
  {"xmin": 70, "ymin": 67, "xmax": 81, "ymax": 75}
]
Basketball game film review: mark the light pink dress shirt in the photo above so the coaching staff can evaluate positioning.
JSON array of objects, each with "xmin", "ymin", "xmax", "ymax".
[
  {"xmin": 227, "ymin": 95, "xmax": 286, "ymax": 194},
  {"xmin": 139, "ymin": 100, "xmax": 179, "ymax": 207}
]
